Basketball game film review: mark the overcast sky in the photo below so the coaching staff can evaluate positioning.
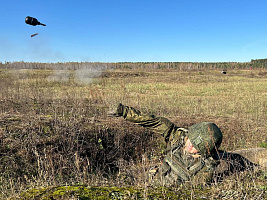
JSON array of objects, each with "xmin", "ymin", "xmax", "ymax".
[{"xmin": 1, "ymin": 0, "xmax": 267, "ymax": 63}]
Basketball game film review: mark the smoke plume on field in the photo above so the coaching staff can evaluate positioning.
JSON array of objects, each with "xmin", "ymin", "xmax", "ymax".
[
  {"xmin": 47, "ymin": 70, "xmax": 71, "ymax": 82},
  {"xmin": 48, "ymin": 63, "xmax": 107, "ymax": 85},
  {"xmin": 74, "ymin": 64, "xmax": 103, "ymax": 85}
]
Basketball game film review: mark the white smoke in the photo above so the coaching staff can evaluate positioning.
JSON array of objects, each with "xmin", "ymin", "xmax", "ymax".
[
  {"xmin": 47, "ymin": 70, "xmax": 71, "ymax": 82},
  {"xmin": 47, "ymin": 63, "xmax": 106, "ymax": 85},
  {"xmin": 74, "ymin": 64, "xmax": 103, "ymax": 85}
]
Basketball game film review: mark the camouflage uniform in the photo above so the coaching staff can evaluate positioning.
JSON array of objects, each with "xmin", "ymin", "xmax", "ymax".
[{"xmin": 117, "ymin": 104, "xmax": 222, "ymax": 186}]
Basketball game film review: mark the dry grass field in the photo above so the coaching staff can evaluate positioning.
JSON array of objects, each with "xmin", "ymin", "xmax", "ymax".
[{"xmin": 0, "ymin": 67, "xmax": 266, "ymax": 199}]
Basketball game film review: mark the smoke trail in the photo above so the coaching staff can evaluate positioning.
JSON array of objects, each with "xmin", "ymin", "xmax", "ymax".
[
  {"xmin": 74, "ymin": 63, "xmax": 105, "ymax": 85},
  {"xmin": 27, "ymin": 37, "xmax": 66, "ymax": 62},
  {"xmin": 47, "ymin": 63, "xmax": 107, "ymax": 85},
  {"xmin": 47, "ymin": 70, "xmax": 71, "ymax": 82}
]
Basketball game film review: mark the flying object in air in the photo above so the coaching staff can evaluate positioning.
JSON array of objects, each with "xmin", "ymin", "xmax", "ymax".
[
  {"xmin": 25, "ymin": 16, "xmax": 46, "ymax": 37},
  {"xmin": 31, "ymin": 33, "xmax": 39, "ymax": 37},
  {"xmin": 25, "ymin": 16, "xmax": 46, "ymax": 26}
]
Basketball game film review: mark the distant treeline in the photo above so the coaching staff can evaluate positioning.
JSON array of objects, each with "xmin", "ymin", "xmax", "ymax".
[
  {"xmin": 0, "ymin": 59, "xmax": 267, "ymax": 70},
  {"xmin": 251, "ymin": 58, "xmax": 267, "ymax": 68}
]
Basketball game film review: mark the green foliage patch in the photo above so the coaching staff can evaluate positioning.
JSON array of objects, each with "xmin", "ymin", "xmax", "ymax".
[
  {"xmin": 258, "ymin": 142, "xmax": 267, "ymax": 148},
  {"xmin": 19, "ymin": 186, "xmax": 185, "ymax": 200}
]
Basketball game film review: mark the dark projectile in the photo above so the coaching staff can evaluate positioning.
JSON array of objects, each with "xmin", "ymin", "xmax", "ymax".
[
  {"xmin": 25, "ymin": 16, "xmax": 46, "ymax": 26},
  {"xmin": 31, "ymin": 33, "xmax": 39, "ymax": 37}
]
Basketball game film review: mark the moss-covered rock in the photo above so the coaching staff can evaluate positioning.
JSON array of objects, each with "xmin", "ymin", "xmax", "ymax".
[{"xmin": 19, "ymin": 185, "xmax": 194, "ymax": 200}]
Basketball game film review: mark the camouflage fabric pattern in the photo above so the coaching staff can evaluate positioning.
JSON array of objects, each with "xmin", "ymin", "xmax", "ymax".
[
  {"xmin": 188, "ymin": 122, "xmax": 223, "ymax": 157},
  {"xmin": 118, "ymin": 104, "xmax": 220, "ymax": 186},
  {"xmin": 120, "ymin": 105, "xmax": 181, "ymax": 146},
  {"xmin": 159, "ymin": 149, "xmax": 219, "ymax": 186}
]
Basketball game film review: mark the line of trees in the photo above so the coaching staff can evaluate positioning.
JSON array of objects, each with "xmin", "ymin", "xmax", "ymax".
[
  {"xmin": 251, "ymin": 58, "xmax": 267, "ymax": 68},
  {"xmin": 0, "ymin": 59, "xmax": 266, "ymax": 71}
]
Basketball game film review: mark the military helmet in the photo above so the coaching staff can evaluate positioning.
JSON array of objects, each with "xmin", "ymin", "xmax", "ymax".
[{"xmin": 188, "ymin": 122, "xmax": 223, "ymax": 157}]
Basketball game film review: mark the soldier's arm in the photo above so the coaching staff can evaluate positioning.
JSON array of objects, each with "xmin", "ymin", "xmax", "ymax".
[{"xmin": 117, "ymin": 103, "xmax": 180, "ymax": 144}]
